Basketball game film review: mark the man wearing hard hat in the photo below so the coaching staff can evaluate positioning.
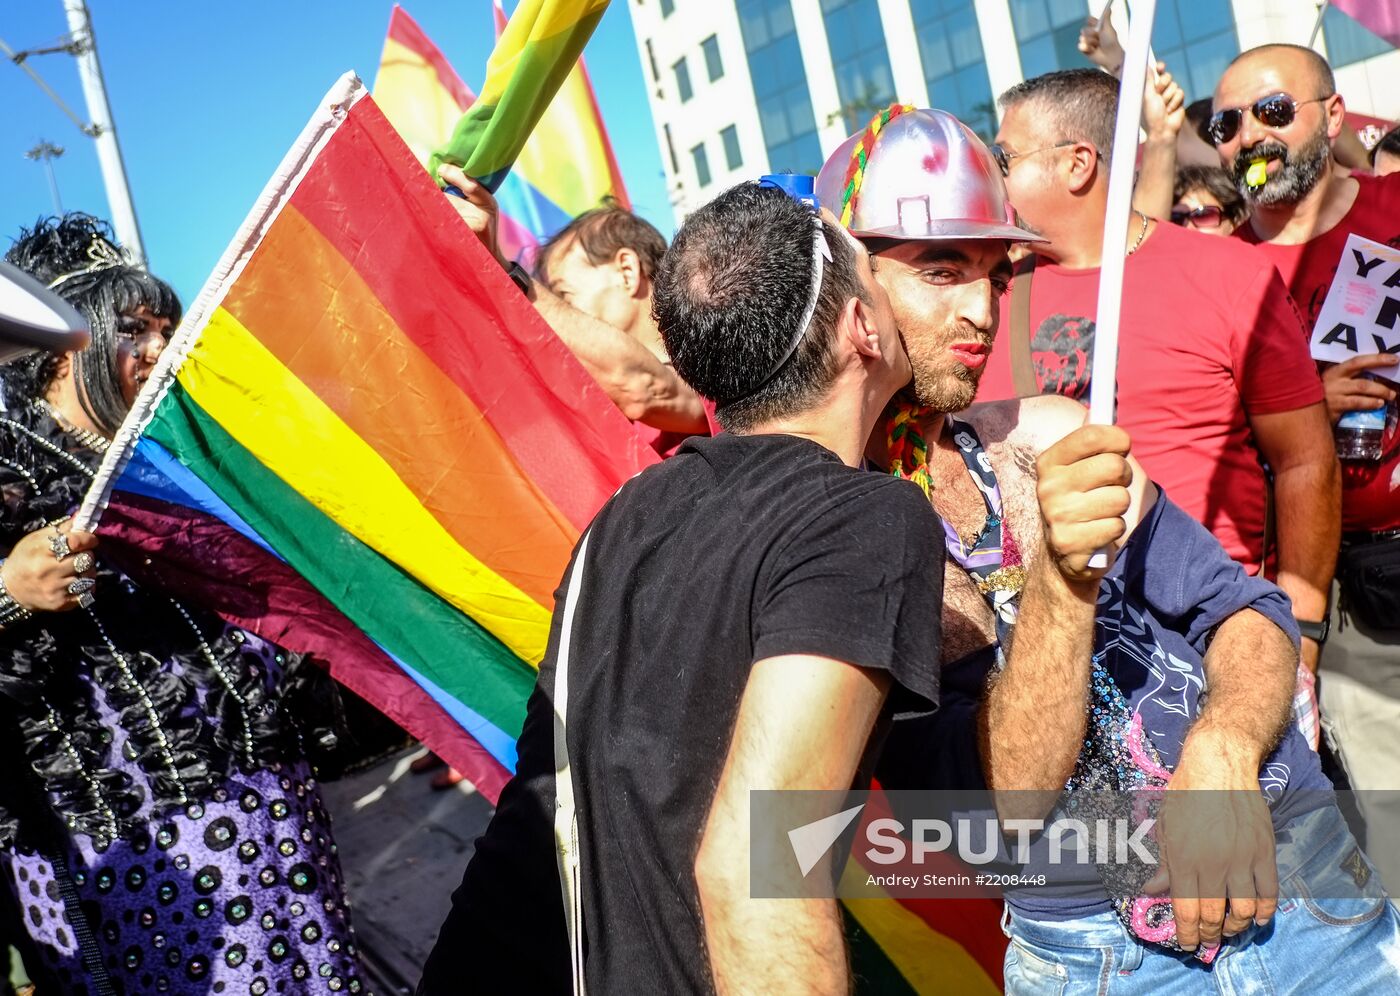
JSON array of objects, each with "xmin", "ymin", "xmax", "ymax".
[{"xmin": 817, "ymin": 106, "xmax": 1399, "ymax": 990}]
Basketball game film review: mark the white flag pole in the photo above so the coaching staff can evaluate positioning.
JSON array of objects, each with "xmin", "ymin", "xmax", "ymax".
[
  {"xmin": 1087, "ymin": 0, "xmax": 1157, "ymax": 428},
  {"xmin": 1085, "ymin": 0, "xmax": 1156, "ymax": 569}
]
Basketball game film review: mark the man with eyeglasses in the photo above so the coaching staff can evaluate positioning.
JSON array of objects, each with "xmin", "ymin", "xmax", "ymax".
[
  {"xmin": 974, "ymin": 69, "xmax": 1340, "ymax": 719},
  {"xmin": 1214, "ymin": 43, "xmax": 1400, "ymax": 899}
]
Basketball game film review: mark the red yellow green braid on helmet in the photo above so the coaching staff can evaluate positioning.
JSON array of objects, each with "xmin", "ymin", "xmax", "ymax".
[{"xmin": 838, "ymin": 104, "xmax": 917, "ymax": 228}]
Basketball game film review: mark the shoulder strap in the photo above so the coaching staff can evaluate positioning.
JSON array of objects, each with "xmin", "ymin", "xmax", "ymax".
[
  {"xmin": 1008, "ymin": 256, "xmax": 1039, "ymax": 398},
  {"xmin": 553, "ymin": 531, "xmax": 591, "ymax": 996}
]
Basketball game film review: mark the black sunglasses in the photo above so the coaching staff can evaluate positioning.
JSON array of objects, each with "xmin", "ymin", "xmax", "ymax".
[
  {"xmin": 1205, "ymin": 93, "xmax": 1329, "ymax": 146},
  {"xmin": 1170, "ymin": 205, "xmax": 1225, "ymax": 229}
]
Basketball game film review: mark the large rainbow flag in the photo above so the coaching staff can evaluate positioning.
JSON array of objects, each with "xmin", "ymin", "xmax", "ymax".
[
  {"xmin": 75, "ymin": 73, "xmax": 658, "ymax": 800},
  {"xmin": 374, "ymin": 4, "xmax": 628, "ymax": 262}
]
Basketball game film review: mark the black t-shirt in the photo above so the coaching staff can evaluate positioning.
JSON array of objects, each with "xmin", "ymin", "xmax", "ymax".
[{"xmin": 418, "ymin": 432, "xmax": 943, "ymax": 994}]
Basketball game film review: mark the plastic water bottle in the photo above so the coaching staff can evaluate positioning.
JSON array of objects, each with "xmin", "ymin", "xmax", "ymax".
[{"xmin": 1335, "ymin": 385, "xmax": 1388, "ymax": 462}]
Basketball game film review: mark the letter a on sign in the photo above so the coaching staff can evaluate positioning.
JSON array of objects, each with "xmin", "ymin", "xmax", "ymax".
[{"xmin": 1311, "ymin": 234, "xmax": 1400, "ymax": 383}]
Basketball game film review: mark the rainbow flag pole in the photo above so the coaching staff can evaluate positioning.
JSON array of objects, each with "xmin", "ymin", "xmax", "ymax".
[
  {"xmin": 429, "ymin": 0, "xmax": 610, "ymax": 191},
  {"xmin": 75, "ymin": 72, "xmax": 657, "ymax": 799},
  {"xmin": 374, "ymin": 4, "xmax": 628, "ymax": 263}
]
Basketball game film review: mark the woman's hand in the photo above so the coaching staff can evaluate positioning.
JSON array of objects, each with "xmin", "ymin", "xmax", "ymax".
[{"xmin": 1, "ymin": 520, "xmax": 99, "ymax": 612}]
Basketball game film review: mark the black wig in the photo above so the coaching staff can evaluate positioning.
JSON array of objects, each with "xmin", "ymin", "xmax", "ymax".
[{"xmin": 2, "ymin": 214, "xmax": 181, "ymax": 434}]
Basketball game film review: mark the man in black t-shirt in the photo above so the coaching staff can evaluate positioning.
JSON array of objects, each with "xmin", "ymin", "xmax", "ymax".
[{"xmin": 417, "ymin": 183, "xmax": 1137, "ymax": 994}]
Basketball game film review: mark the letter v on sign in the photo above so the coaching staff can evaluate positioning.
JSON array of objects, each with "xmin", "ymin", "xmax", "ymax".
[{"xmin": 788, "ymin": 804, "xmax": 866, "ymax": 877}]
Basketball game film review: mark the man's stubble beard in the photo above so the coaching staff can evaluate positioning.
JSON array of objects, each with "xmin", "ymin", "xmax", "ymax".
[{"xmin": 911, "ymin": 357, "xmax": 983, "ymax": 413}]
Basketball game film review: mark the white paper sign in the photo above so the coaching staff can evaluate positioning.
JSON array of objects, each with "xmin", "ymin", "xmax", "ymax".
[{"xmin": 1309, "ymin": 233, "xmax": 1400, "ymax": 383}]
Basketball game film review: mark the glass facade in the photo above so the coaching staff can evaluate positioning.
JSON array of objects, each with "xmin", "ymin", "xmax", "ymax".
[
  {"xmin": 909, "ymin": 0, "xmax": 996, "ymax": 139},
  {"xmin": 703, "ymin": 34, "xmax": 725, "ymax": 81},
  {"xmin": 721, "ymin": 124, "xmax": 743, "ymax": 169},
  {"xmin": 1009, "ymin": 0, "xmax": 1089, "ymax": 80},
  {"xmin": 692, "ymin": 142, "xmax": 713, "ymax": 187},
  {"xmin": 1151, "ymin": 0, "xmax": 1238, "ymax": 102},
  {"xmin": 820, "ymin": 0, "xmax": 897, "ymax": 132},
  {"xmin": 660, "ymin": 0, "xmax": 675, "ymax": 17},
  {"xmin": 1324, "ymin": 7, "xmax": 1391, "ymax": 69},
  {"xmin": 736, "ymin": 0, "xmax": 823, "ymax": 173},
  {"xmin": 674, "ymin": 57, "xmax": 694, "ymax": 102}
]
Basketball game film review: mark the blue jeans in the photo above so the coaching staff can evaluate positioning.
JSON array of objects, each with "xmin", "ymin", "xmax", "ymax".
[{"xmin": 1003, "ymin": 805, "xmax": 1400, "ymax": 994}]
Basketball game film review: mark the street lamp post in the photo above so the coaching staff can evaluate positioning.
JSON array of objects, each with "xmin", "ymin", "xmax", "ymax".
[{"xmin": 25, "ymin": 140, "xmax": 66, "ymax": 213}]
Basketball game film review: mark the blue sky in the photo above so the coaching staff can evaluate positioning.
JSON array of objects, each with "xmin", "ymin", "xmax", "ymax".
[{"xmin": 0, "ymin": 1, "xmax": 670, "ymax": 303}]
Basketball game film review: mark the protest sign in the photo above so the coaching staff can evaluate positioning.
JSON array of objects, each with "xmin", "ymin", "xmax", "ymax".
[{"xmin": 1310, "ymin": 233, "xmax": 1400, "ymax": 383}]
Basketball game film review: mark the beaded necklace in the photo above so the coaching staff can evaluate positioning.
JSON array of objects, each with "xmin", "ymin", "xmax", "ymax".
[
  {"xmin": 885, "ymin": 400, "xmax": 1025, "ymax": 628},
  {"xmin": 31, "ymin": 398, "xmax": 110, "ymax": 454}
]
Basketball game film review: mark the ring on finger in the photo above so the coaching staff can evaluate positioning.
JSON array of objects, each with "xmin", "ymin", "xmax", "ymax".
[
  {"xmin": 67, "ymin": 578, "xmax": 96, "ymax": 596},
  {"xmin": 72, "ymin": 552, "xmax": 95, "ymax": 575},
  {"xmin": 77, "ymin": 592, "xmax": 95, "ymax": 609},
  {"xmin": 50, "ymin": 530, "xmax": 71, "ymax": 561}
]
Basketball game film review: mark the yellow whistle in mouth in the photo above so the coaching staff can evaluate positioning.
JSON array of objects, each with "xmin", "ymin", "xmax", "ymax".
[{"xmin": 1246, "ymin": 159, "xmax": 1268, "ymax": 189}]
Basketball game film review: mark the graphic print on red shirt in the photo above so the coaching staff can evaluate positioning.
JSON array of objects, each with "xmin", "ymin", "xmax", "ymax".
[
  {"xmin": 1238, "ymin": 173, "xmax": 1400, "ymax": 532},
  {"xmin": 979, "ymin": 221, "xmax": 1324, "ymax": 574}
]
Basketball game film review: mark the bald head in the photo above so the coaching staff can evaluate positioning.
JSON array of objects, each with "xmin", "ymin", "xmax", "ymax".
[{"xmin": 1217, "ymin": 44, "xmax": 1336, "ymax": 108}]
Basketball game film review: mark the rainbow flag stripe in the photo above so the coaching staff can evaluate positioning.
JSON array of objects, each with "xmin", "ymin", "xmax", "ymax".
[
  {"xmin": 429, "ymin": 0, "xmax": 609, "ymax": 192},
  {"xmin": 374, "ymin": 4, "xmax": 628, "ymax": 263},
  {"xmin": 79, "ymin": 73, "xmax": 656, "ymax": 795}
]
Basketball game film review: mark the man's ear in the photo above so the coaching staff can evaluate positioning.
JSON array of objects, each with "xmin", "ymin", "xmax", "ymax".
[
  {"xmin": 615, "ymin": 247, "xmax": 644, "ymax": 296},
  {"xmin": 842, "ymin": 296, "xmax": 884, "ymax": 360},
  {"xmin": 1324, "ymin": 93, "xmax": 1347, "ymax": 142},
  {"xmin": 1065, "ymin": 142, "xmax": 1100, "ymax": 194}
]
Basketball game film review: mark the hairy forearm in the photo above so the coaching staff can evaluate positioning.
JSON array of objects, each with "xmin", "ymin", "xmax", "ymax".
[
  {"xmin": 1183, "ymin": 608, "xmax": 1295, "ymax": 770},
  {"xmin": 982, "ymin": 557, "xmax": 1098, "ymax": 795},
  {"xmin": 1271, "ymin": 457, "xmax": 1340, "ymax": 626},
  {"xmin": 697, "ymin": 869, "xmax": 849, "ymax": 996},
  {"xmin": 532, "ymin": 285, "xmax": 707, "ymax": 431},
  {"xmin": 1133, "ymin": 135, "xmax": 1179, "ymax": 221}
]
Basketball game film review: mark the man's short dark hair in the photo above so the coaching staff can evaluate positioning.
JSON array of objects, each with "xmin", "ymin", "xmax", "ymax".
[
  {"xmin": 1226, "ymin": 44, "xmax": 1336, "ymax": 101},
  {"xmin": 1371, "ymin": 124, "xmax": 1400, "ymax": 168},
  {"xmin": 536, "ymin": 203, "xmax": 668, "ymax": 282},
  {"xmin": 999, "ymin": 69, "xmax": 1120, "ymax": 158},
  {"xmin": 653, "ymin": 183, "xmax": 864, "ymax": 434},
  {"xmin": 1174, "ymin": 165, "xmax": 1250, "ymax": 226}
]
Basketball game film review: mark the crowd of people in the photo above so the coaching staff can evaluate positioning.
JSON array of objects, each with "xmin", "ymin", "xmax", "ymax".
[{"xmin": 1, "ymin": 32, "xmax": 1397, "ymax": 996}]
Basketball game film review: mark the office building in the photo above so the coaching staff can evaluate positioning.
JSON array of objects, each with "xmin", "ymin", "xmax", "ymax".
[{"xmin": 627, "ymin": 0, "xmax": 1400, "ymax": 219}]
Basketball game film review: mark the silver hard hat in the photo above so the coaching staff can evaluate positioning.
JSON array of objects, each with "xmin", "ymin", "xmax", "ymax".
[{"xmin": 816, "ymin": 107, "xmax": 1043, "ymax": 242}]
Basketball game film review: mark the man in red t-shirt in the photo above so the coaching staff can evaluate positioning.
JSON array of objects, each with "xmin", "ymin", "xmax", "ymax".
[
  {"xmin": 982, "ymin": 69, "xmax": 1339, "ymax": 674},
  {"xmin": 1214, "ymin": 43, "xmax": 1400, "ymax": 892}
]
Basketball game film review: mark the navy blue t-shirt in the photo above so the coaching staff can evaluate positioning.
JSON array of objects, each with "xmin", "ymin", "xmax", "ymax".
[{"xmin": 877, "ymin": 493, "xmax": 1333, "ymax": 920}]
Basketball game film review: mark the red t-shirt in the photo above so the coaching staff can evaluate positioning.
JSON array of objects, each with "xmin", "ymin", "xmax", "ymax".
[
  {"xmin": 979, "ymin": 221, "xmax": 1324, "ymax": 574},
  {"xmin": 1236, "ymin": 173, "xmax": 1400, "ymax": 533}
]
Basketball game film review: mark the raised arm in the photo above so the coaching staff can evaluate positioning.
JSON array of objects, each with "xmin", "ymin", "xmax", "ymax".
[
  {"xmin": 695, "ymin": 654, "xmax": 890, "ymax": 996},
  {"xmin": 1134, "ymin": 63, "xmax": 1186, "ymax": 221},
  {"xmin": 982, "ymin": 424, "xmax": 1133, "ymax": 802},
  {"xmin": 529, "ymin": 283, "xmax": 708, "ymax": 431},
  {"xmin": 436, "ymin": 163, "xmax": 707, "ymax": 433}
]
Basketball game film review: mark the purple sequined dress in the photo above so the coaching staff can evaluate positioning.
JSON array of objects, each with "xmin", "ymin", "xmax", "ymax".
[{"xmin": 0, "ymin": 404, "xmax": 367, "ymax": 995}]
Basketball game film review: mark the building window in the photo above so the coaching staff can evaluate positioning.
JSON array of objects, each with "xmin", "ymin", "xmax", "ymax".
[
  {"xmin": 645, "ymin": 39, "xmax": 661, "ymax": 83},
  {"xmin": 721, "ymin": 125, "xmax": 743, "ymax": 169},
  {"xmin": 820, "ymin": 0, "xmax": 896, "ymax": 132},
  {"xmin": 663, "ymin": 124, "xmax": 680, "ymax": 174},
  {"xmin": 674, "ymin": 57, "xmax": 694, "ymax": 102},
  {"xmin": 1009, "ymin": 0, "xmax": 1092, "ymax": 80},
  {"xmin": 909, "ymin": 0, "xmax": 996, "ymax": 140},
  {"xmin": 660, "ymin": 0, "xmax": 675, "ymax": 16},
  {"xmin": 692, "ymin": 143, "xmax": 712, "ymax": 187},
  {"xmin": 737, "ymin": 0, "xmax": 823, "ymax": 174},
  {"xmin": 1324, "ymin": 6, "xmax": 1391, "ymax": 68},
  {"xmin": 1150, "ymin": 0, "xmax": 1238, "ymax": 102},
  {"xmin": 702, "ymin": 35, "xmax": 725, "ymax": 81}
]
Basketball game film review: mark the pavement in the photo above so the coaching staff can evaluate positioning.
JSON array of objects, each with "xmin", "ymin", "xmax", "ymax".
[{"xmin": 321, "ymin": 749, "xmax": 495, "ymax": 995}]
